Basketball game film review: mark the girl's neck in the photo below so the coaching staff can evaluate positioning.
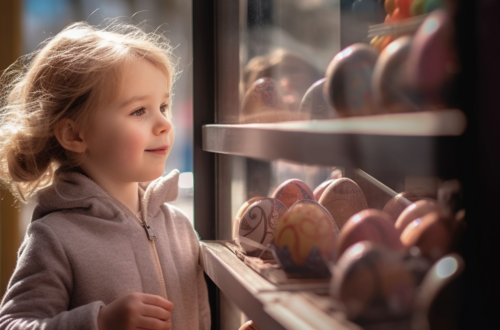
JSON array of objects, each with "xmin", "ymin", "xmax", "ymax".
[{"xmin": 77, "ymin": 167, "xmax": 140, "ymax": 214}]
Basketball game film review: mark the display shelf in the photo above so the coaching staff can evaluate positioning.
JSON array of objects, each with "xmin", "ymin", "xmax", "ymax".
[
  {"xmin": 200, "ymin": 241, "xmax": 360, "ymax": 330},
  {"xmin": 202, "ymin": 109, "xmax": 466, "ymax": 176}
]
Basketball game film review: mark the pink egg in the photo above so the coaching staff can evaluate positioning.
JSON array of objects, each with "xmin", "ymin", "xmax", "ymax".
[
  {"xmin": 395, "ymin": 199, "xmax": 441, "ymax": 234},
  {"xmin": 237, "ymin": 198, "xmax": 288, "ymax": 256},
  {"xmin": 337, "ymin": 209, "xmax": 403, "ymax": 259},
  {"xmin": 271, "ymin": 179, "xmax": 314, "ymax": 209},
  {"xmin": 324, "ymin": 43, "xmax": 379, "ymax": 117},
  {"xmin": 313, "ymin": 179, "xmax": 335, "ymax": 202}
]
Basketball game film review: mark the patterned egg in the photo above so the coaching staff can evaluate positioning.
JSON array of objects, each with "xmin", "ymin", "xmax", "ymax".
[
  {"xmin": 318, "ymin": 178, "xmax": 368, "ymax": 229},
  {"xmin": 274, "ymin": 200, "xmax": 338, "ymax": 265},
  {"xmin": 337, "ymin": 209, "xmax": 403, "ymax": 259},
  {"xmin": 313, "ymin": 179, "xmax": 335, "ymax": 202},
  {"xmin": 299, "ymin": 78, "xmax": 338, "ymax": 120},
  {"xmin": 372, "ymin": 36, "xmax": 417, "ymax": 113},
  {"xmin": 324, "ymin": 43, "xmax": 379, "ymax": 117},
  {"xmin": 395, "ymin": 199, "xmax": 441, "ymax": 234},
  {"xmin": 271, "ymin": 179, "xmax": 314, "ymax": 209},
  {"xmin": 332, "ymin": 241, "xmax": 416, "ymax": 322},
  {"xmin": 233, "ymin": 196, "xmax": 266, "ymax": 240},
  {"xmin": 240, "ymin": 77, "xmax": 290, "ymax": 123},
  {"xmin": 237, "ymin": 198, "xmax": 287, "ymax": 256}
]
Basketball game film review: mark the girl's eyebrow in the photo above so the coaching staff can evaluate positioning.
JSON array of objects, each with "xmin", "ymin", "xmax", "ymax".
[{"xmin": 120, "ymin": 92, "xmax": 170, "ymax": 108}]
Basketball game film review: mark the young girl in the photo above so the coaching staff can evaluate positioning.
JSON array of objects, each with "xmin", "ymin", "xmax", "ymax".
[{"xmin": 0, "ymin": 21, "xmax": 210, "ymax": 330}]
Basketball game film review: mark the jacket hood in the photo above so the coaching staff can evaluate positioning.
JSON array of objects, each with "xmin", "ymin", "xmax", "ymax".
[{"xmin": 32, "ymin": 169, "xmax": 180, "ymax": 221}]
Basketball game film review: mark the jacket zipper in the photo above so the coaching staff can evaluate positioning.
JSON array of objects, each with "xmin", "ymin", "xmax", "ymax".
[
  {"xmin": 137, "ymin": 199, "xmax": 169, "ymax": 300},
  {"xmin": 73, "ymin": 173, "xmax": 168, "ymax": 299}
]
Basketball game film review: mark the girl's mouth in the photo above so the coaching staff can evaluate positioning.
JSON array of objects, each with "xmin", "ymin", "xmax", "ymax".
[{"xmin": 145, "ymin": 146, "xmax": 168, "ymax": 155}]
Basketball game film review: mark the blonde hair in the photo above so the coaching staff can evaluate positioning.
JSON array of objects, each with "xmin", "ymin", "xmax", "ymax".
[{"xmin": 0, "ymin": 20, "xmax": 178, "ymax": 202}]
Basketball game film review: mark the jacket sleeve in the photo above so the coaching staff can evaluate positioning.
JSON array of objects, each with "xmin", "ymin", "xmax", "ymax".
[{"xmin": 0, "ymin": 220, "xmax": 104, "ymax": 330}]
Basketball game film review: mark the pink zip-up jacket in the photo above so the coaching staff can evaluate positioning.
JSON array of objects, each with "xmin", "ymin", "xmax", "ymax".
[{"xmin": 0, "ymin": 169, "xmax": 210, "ymax": 330}]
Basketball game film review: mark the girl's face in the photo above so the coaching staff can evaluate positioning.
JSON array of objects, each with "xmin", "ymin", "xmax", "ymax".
[{"xmin": 82, "ymin": 58, "xmax": 174, "ymax": 184}]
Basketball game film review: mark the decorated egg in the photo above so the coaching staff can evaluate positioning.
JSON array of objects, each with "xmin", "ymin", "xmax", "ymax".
[
  {"xmin": 273, "ymin": 200, "xmax": 337, "ymax": 277},
  {"xmin": 318, "ymin": 178, "xmax": 368, "ymax": 229},
  {"xmin": 271, "ymin": 179, "xmax": 314, "ymax": 209},
  {"xmin": 233, "ymin": 196, "xmax": 266, "ymax": 240},
  {"xmin": 400, "ymin": 211, "xmax": 453, "ymax": 261},
  {"xmin": 299, "ymin": 78, "xmax": 338, "ymax": 120},
  {"xmin": 382, "ymin": 191, "xmax": 421, "ymax": 223},
  {"xmin": 332, "ymin": 241, "xmax": 416, "ymax": 322},
  {"xmin": 313, "ymin": 179, "xmax": 335, "ymax": 202},
  {"xmin": 396, "ymin": 0, "xmax": 412, "ymax": 18},
  {"xmin": 323, "ymin": 44, "xmax": 379, "ymax": 117},
  {"xmin": 405, "ymin": 9, "xmax": 457, "ymax": 106},
  {"xmin": 237, "ymin": 198, "xmax": 287, "ymax": 257},
  {"xmin": 240, "ymin": 77, "xmax": 290, "ymax": 123},
  {"xmin": 395, "ymin": 199, "xmax": 441, "ymax": 234},
  {"xmin": 337, "ymin": 209, "xmax": 403, "ymax": 259},
  {"xmin": 372, "ymin": 36, "xmax": 417, "ymax": 113}
]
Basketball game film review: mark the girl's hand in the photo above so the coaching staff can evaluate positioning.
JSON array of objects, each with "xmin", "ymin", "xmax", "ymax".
[{"xmin": 98, "ymin": 292, "xmax": 174, "ymax": 330}]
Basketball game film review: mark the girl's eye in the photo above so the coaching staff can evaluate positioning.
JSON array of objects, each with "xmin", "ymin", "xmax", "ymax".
[
  {"xmin": 131, "ymin": 108, "xmax": 146, "ymax": 116},
  {"xmin": 160, "ymin": 104, "xmax": 169, "ymax": 115}
]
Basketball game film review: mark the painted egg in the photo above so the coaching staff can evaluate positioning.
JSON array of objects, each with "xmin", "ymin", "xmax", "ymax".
[
  {"xmin": 274, "ymin": 200, "xmax": 338, "ymax": 266},
  {"xmin": 400, "ymin": 211, "xmax": 453, "ymax": 262},
  {"xmin": 395, "ymin": 199, "xmax": 441, "ymax": 234},
  {"xmin": 332, "ymin": 241, "xmax": 415, "ymax": 322},
  {"xmin": 372, "ymin": 36, "xmax": 417, "ymax": 113},
  {"xmin": 382, "ymin": 191, "xmax": 421, "ymax": 223},
  {"xmin": 271, "ymin": 179, "xmax": 314, "ymax": 209},
  {"xmin": 240, "ymin": 77, "xmax": 290, "ymax": 123},
  {"xmin": 396, "ymin": 0, "xmax": 412, "ymax": 17},
  {"xmin": 299, "ymin": 78, "xmax": 338, "ymax": 120},
  {"xmin": 233, "ymin": 196, "xmax": 266, "ymax": 240},
  {"xmin": 313, "ymin": 179, "xmax": 335, "ymax": 202},
  {"xmin": 318, "ymin": 178, "xmax": 368, "ymax": 229},
  {"xmin": 337, "ymin": 209, "xmax": 403, "ymax": 259},
  {"xmin": 237, "ymin": 198, "xmax": 288, "ymax": 256},
  {"xmin": 324, "ymin": 44, "xmax": 379, "ymax": 117}
]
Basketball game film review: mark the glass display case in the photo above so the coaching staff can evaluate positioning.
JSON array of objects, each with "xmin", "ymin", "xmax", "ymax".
[{"xmin": 192, "ymin": 0, "xmax": 489, "ymax": 329}]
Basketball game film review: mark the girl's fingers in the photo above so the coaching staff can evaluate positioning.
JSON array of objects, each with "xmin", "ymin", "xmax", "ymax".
[
  {"xmin": 140, "ymin": 293, "xmax": 174, "ymax": 311},
  {"xmin": 140, "ymin": 304, "xmax": 171, "ymax": 320},
  {"xmin": 137, "ymin": 316, "xmax": 172, "ymax": 330}
]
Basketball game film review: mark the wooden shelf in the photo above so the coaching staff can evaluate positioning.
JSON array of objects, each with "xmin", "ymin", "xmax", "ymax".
[
  {"xmin": 202, "ymin": 110, "xmax": 466, "ymax": 177},
  {"xmin": 200, "ymin": 241, "xmax": 360, "ymax": 330}
]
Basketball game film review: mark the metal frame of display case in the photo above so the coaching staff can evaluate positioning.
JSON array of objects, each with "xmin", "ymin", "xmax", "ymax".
[{"xmin": 193, "ymin": 0, "xmax": 499, "ymax": 329}]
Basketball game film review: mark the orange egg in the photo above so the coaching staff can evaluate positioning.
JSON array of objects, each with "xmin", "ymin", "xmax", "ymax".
[
  {"xmin": 395, "ymin": 199, "xmax": 441, "ymax": 234},
  {"xmin": 274, "ymin": 201, "xmax": 337, "ymax": 265}
]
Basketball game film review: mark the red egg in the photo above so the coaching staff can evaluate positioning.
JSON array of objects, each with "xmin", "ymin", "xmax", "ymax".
[
  {"xmin": 271, "ymin": 179, "xmax": 314, "ymax": 209},
  {"xmin": 337, "ymin": 209, "xmax": 403, "ymax": 259},
  {"xmin": 395, "ymin": 199, "xmax": 441, "ymax": 234}
]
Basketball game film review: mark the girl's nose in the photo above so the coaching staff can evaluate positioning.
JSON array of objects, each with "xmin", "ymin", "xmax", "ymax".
[{"xmin": 154, "ymin": 111, "xmax": 173, "ymax": 135}]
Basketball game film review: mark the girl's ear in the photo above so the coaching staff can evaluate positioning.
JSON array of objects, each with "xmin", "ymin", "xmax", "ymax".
[{"xmin": 54, "ymin": 118, "xmax": 87, "ymax": 153}]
